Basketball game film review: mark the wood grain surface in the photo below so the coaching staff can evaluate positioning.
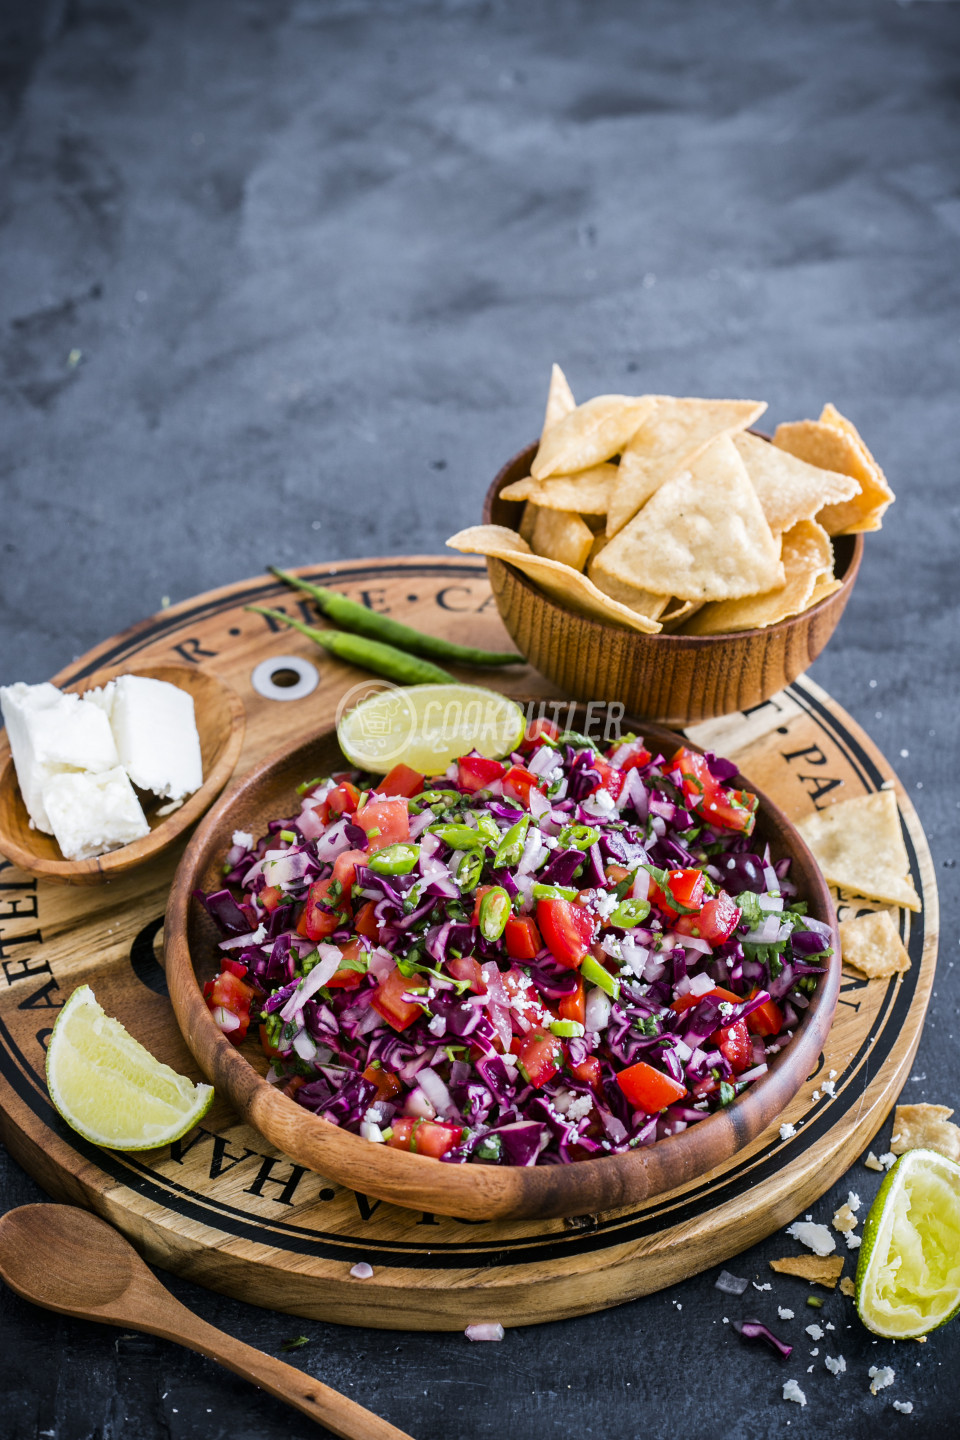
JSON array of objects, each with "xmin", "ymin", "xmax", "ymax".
[
  {"xmin": 0, "ymin": 558, "xmax": 938, "ymax": 1330},
  {"xmin": 165, "ymin": 715, "xmax": 839, "ymax": 1221},
  {"xmin": 483, "ymin": 442, "xmax": 864, "ymax": 726}
]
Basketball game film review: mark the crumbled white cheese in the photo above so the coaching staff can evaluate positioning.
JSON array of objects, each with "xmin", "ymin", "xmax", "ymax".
[
  {"xmin": 869, "ymin": 1365, "xmax": 895, "ymax": 1395},
  {"xmin": 582, "ymin": 790, "xmax": 615, "ymax": 817},
  {"xmin": 779, "ymin": 1122, "xmax": 797, "ymax": 1140},
  {"xmin": 566, "ymin": 1094, "xmax": 593, "ymax": 1122},
  {"xmin": 812, "ymin": 1089, "xmax": 821, "ymax": 1102},
  {"xmin": 778, "ymin": 1307, "xmax": 795, "ymax": 1320},
  {"xmin": 810, "ymin": 1347, "xmax": 819, "ymax": 1356},
  {"xmin": 880, "ymin": 1152, "xmax": 897, "ymax": 1170},
  {"xmin": 845, "ymin": 1232, "xmax": 862, "ymax": 1250},
  {"xmin": 821, "ymin": 1079, "xmax": 836, "ymax": 1097},
  {"xmin": 232, "ymin": 829, "xmax": 254, "ymax": 850},
  {"xmin": 825, "ymin": 1354, "xmax": 846, "ymax": 1376},
  {"xmin": 787, "ymin": 1221, "xmax": 836, "ymax": 1256},
  {"xmin": 892, "ymin": 1401, "xmax": 913, "ymax": 1414},
  {"xmin": 782, "ymin": 1380, "xmax": 806, "ymax": 1407},
  {"xmin": 805, "ymin": 1323, "xmax": 824, "ymax": 1341},
  {"xmin": 847, "ymin": 1191, "xmax": 862, "ymax": 1212},
  {"xmin": 753, "ymin": 1281, "xmax": 772, "ymax": 1292},
  {"xmin": 41, "ymin": 767, "xmax": 149, "ymax": 860}
]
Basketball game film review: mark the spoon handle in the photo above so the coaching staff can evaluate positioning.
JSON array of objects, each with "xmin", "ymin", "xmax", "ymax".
[{"xmin": 144, "ymin": 1299, "xmax": 416, "ymax": 1440}]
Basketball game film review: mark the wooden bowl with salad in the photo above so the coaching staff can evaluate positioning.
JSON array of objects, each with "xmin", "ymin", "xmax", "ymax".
[
  {"xmin": 480, "ymin": 441, "xmax": 863, "ymax": 727},
  {"xmin": 165, "ymin": 705, "xmax": 840, "ymax": 1222}
]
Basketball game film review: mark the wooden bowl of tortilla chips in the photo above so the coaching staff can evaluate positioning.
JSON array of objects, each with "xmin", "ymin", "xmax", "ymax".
[{"xmin": 449, "ymin": 370, "xmax": 888, "ymax": 725}]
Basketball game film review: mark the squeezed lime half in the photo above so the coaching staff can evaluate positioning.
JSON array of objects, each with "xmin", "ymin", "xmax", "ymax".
[
  {"xmin": 856, "ymin": 1147, "xmax": 960, "ymax": 1338},
  {"xmin": 46, "ymin": 984, "xmax": 214, "ymax": 1150}
]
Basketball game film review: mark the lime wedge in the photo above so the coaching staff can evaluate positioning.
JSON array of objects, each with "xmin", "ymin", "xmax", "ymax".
[
  {"xmin": 46, "ymin": 984, "xmax": 214, "ymax": 1150},
  {"xmin": 337, "ymin": 683, "xmax": 525, "ymax": 774},
  {"xmin": 856, "ymin": 1147, "xmax": 960, "ymax": 1338}
]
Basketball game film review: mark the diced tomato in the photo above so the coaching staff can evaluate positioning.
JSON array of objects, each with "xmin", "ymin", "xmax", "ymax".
[
  {"xmin": 570, "ymin": 1056, "xmax": 603, "ymax": 1094},
  {"xmin": 283, "ymin": 1075, "xmax": 306, "ymax": 1100},
  {"xmin": 371, "ymin": 967, "xmax": 425, "ymax": 1031},
  {"xmin": 717, "ymin": 1017, "xmax": 752, "ymax": 1073},
  {"xmin": 648, "ymin": 867, "xmax": 705, "ymax": 922},
  {"xmin": 501, "ymin": 764, "xmax": 547, "ymax": 809},
  {"xmin": 446, "ymin": 955, "xmax": 486, "ymax": 993},
  {"xmin": 457, "ymin": 753, "xmax": 507, "ymax": 793},
  {"xmin": 362, "ymin": 1062, "xmax": 402, "ymax": 1103},
  {"xmin": 616, "ymin": 1060, "xmax": 687, "ymax": 1112},
  {"xmin": 674, "ymin": 890, "xmax": 742, "ymax": 945},
  {"xmin": 354, "ymin": 899, "xmax": 380, "ymax": 940},
  {"xmin": 669, "ymin": 746, "xmax": 758, "ymax": 836},
  {"xmin": 221, "ymin": 957, "xmax": 249, "ymax": 979},
  {"xmin": 516, "ymin": 1030, "xmax": 564, "ymax": 1087},
  {"xmin": 502, "ymin": 968, "xmax": 543, "ymax": 1033},
  {"xmin": 504, "ymin": 914, "xmax": 542, "ymax": 961},
  {"xmin": 259, "ymin": 1022, "xmax": 281, "ymax": 1059},
  {"xmin": 332, "ymin": 848, "xmax": 369, "ymax": 890},
  {"xmin": 354, "ymin": 797, "xmax": 410, "ymax": 851},
  {"xmin": 377, "ymin": 763, "xmax": 424, "ymax": 799},
  {"xmin": 590, "ymin": 756, "xmax": 624, "ymax": 802},
  {"xmin": 205, "ymin": 969, "xmax": 256, "ymax": 1045},
  {"xmin": 670, "ymin": 984, "xmax": 741, "ymax": 1015},
  {"xmin": 470, "ymin": 885, "xmax": 496, "ymax": 927},
  {"xmin": 558, "ymin": 977, "xmax": 586, "ymax": 1026},
  {"xmin": 520, "ymin": 717, "xmax": 560, "ymax": 751},
  {"xmin": 691, "ymin": 1075, "xmax": 719, "ymax": 1100},
  {"xmin": 259, "ymin": 885, "xmax": 284, "ymax": 914},
  {"xmin": 386, "ymin": 1116, "xmax": 464, "ymax": 1158},
  {"xmin": 537, "ymin": 896, "xmax": 596, "ymax": 969},
  {"xmin": 326, "ymin": 937, "xmax": 367, "ymax": 990},
  {"xmin": 604, "ymin": 863, "xmax": 631, "ymax": 885},
  {"xmin": 321, "ymin": 781, "xmax": 361, "ymax": 823},
  {"xmin": 610, "ymin": 742, "xmax": 651, "ymax": 773},
  {"xmin": 746, "ymin": 988, "xmax": 784, "ymax": 1038},
  {"xmin": 297, "ymin": 876, "xmax": 352, "ymax": 941}
]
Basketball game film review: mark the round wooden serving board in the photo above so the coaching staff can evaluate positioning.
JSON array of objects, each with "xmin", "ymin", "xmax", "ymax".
[{"xmin": 0, "ymin": 558, "xmax": 939, "ymax": 1331}]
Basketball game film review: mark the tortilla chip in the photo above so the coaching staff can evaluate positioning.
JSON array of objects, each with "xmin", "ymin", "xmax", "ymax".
[
  {"xmin": 832, "ymin": 1204, "xmax": 858, "ymax": 1234},
  {"xmin": 839, "ymin": 1277, "xmax": 856, "ymax": 1298},
  {"xmin": 796, "ymin": 789, "xmax": 921, "ymax": 912},
  {"xmin": 594, "ymin": 435, "xmax": 784, "ymax": 602},
  {"xmin": 606, "ymin": 397, "xmax": 767, "ymax": 536},
  {"xmin": 501, "ymin": 464, "xmax": 618, "ymax": 515},
  {"xmin": 732, "ymin": 431, "xmax": 860, "ymax": 534},
  {"xmin": 542, "ymin": 363, "xmax": 576, "ymax": 435},
  {"xmin": 769, "ymin": 1255, "xmax": 844, "ymax": 1288},
  {"xmin": 773, "ymin": 417, "xmax": 894, "ymax": 535},
  {"xmin": 820, "ymin": 402, "xmax": 895, "ymax": 511},
  {"xmin": 585, "ymin": 563, "xmax": 672, "ymax": 622},
  {"xmin": 446, "ymin": 525, "xmax": 662, "ymax": 634},
  {"xmin": 805, "ymin": 573, "xmax": 843, "ymax": 610},
  {"xmin": 681, "ymin": 519, "xmax": 832, "ymax": 635},
  {"xmin": 891, "ymin": 1104, "xmax": 960, "ymax": 1163},
  {"xmin": 659, "ymin": 598, "xmax": 703, "ymax": 632},
  {"xmin": 518, "ymin": 502, "xmax": 539, "ymax": 544},
  {"xmin": 530, "ymin": 508, "xmax": 594, "ymax": 571},
  {"xmin": 839, "ymin": 909, "xmax": 911, "ymax": 979},
  {"xmin": 531, "ymin": 394, "xmax": 655, "ymax": 480}
]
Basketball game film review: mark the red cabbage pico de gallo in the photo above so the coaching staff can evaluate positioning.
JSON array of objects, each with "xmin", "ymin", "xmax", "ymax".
[{"xmin": 196, "ymin": 722, "xmax": 832, "ymax": 1167}]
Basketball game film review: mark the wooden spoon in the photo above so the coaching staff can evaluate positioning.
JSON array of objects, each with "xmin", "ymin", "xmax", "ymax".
[{"xmin": 0, "ymin": 1204, "xmax": 416, "ymax": 1440}]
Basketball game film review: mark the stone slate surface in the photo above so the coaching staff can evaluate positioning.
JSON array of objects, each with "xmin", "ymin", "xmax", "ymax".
[{"xmin": 1, "ymin": 1, "xmax": 959, "ymax": 1437}]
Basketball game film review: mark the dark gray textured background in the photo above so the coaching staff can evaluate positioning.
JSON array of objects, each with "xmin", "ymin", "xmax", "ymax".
[{"xmin": 1, "ymin": 1, "xmax": 959, "ymax": 1437}]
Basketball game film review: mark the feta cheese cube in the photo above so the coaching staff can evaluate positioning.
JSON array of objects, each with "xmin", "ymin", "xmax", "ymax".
[
  {"xmin": 102, "ymin": 675, "xmax": 202, "ymax": 800},
  {"xmin": 1, "ymin": 682, "xmax": 119, "ymax": 832},
  {"xmin": 41, "ymin": 767, "xmax": 149, "ymax": 860}
]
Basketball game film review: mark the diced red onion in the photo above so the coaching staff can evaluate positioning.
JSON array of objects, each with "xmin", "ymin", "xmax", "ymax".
[{"xmin": 465, "ymin": 1323, "xmax": 504, "ymax": 1342}]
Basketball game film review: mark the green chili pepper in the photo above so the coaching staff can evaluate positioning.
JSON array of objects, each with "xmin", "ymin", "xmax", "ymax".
[
  {"xmin": 246, "ymin": 605, "xmax": 456, "ymax": 685},
  {"xmin": 580, "ymin": 954, "xmax": 620, "ymax": 1000},
  {"xmin": 368, "ymin": 843, "xmax": 420, "ymax": 876},
  {"xmin": 494, "ymin": 816, "xmax": 530, "ymax": 868},
  {"xmin": 474, "ymin": 813, "xmax": 501, "ymax": 846},
  {"xmin": 557, "ymin": 823, "xmax": 600, "ymax": 852},
  {"xmin": 719, "ymin": 1081, "xmax": 736, "ymax": 1107},
  {"xmin": 456, "ymin": 850, "xmax": 484, "ymax": 892},
  {"xmin": 478, "ymin": 887, "xmax": 511, "ymax": 941},
  {"xmin": 549, "ymin": 1019, "xmax": 585, "ymax": 1038},
  {"xmin": 806, "ymin": 1296, "xmax": 824, "ymax": 1309},
  {"xmin": 428, "ymin": 823, "xmax": 486, "ymax": 850},
  {"xmin": 532, "ymin": 882, "xmax": 579, "ymax": 902},
  {"xmin": 296, "ymin": 776, "xmax": 326, "ymax": 796},
  {"xmin": 268, "ymin": 567, "xmax": 525, "ymax": 667},
  {"xmin": 278, "ymin": 829, "xmax": 297, "ymax": 844},
  {"xmin": 610, "ymin": 897, "xmax": 651, "ymax": 929}
]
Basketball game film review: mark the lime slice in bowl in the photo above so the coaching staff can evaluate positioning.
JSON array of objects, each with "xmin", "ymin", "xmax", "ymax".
[
  {"xmin": 46, "ymin": 984, "xmax": 214, "ymax": 1150},
  {"xmin": 337, "ymin": 683, "xmax": 525, "ymax": 774},
  {"xmin": 856, "ymin": 1147, "xmax": 960, "ymax": 1338}
]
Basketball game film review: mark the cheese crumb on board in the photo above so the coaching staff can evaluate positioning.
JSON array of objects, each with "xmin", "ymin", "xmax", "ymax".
[
  {"xmin": 782, "ymin": 1380, "xmax": 806, "ymax": 1406},
  {"xmin": 869, "ymin": 1365, "xmax": 895, "ymax": 1395},
  {"xmin": 787, "ymin": 1221, "xmax": 836, "ymax": 1256}
]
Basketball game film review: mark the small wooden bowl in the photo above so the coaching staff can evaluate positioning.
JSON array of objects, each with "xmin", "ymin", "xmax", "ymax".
[
  {"xmin": 0, "ymin": 663, "xmax": 245, "ymax": 885},
  {"xmin": 165, "ymin": 710, "xmax": 840, "ymax": 1222},
  {"xmin": 483, "ymin": 442, "xmax": 863, "ymax": 726}
]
